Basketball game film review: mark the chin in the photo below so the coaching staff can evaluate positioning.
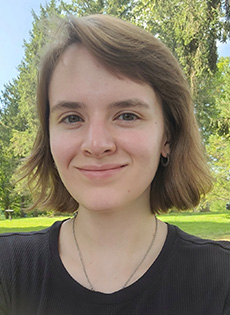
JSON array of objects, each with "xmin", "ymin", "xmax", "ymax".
[
  {"xmin": 72, "ymin": 188, "xmax": 129, "ymax": 213},
  {"xmin": 79, "ymin": 201, "xmax": 122, "ymax": 213}
]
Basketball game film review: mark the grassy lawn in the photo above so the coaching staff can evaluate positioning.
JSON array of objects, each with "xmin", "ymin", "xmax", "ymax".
[
  {"xmin": 159, "ymin": 211, "xmax": 230, "ymax": 241},
  {"xmin": 0, "ymin": 211, "xmax": 230, "ymax": 241},
  {"xmin": 0, "ymin": 216, "xmax": 70, "ymax": 234}
]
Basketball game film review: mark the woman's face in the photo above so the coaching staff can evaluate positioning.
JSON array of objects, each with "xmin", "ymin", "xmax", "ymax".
[{"xmin": 49, "ymin": 45, "xmax": 169, "ymax": 213}]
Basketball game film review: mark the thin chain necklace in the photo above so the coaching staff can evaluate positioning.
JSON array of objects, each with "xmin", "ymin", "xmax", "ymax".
[{"xmin": 72, "ymin": 212, "xmax": 158, "ymax": 291}]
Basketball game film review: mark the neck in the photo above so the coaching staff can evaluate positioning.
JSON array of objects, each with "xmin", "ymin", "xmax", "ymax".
[
  {"xmin": 59, "ymin": 204, "xmax": 167, "ymax": 293},
  {"xmin": 72, "ymin": 212, "xmax": 158, "ymax": 291},
  {"xmin": 75, "ymin": 203, "xmax": 154, "ymax": 250}
]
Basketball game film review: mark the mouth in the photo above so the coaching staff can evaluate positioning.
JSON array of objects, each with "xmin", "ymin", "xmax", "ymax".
[{"xmin": 76, "ymin": 164, "xmax": 127, "ymax": 179}]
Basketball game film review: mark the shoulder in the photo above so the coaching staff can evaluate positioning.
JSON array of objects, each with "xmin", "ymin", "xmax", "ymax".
[
  {"xmin": 0, "ymin": 220, "xmax": 63, "ymax": 264},
  {"xmin": 170, "ymin": 224, "xmax": 230, "ymax": 271},
  {"xmin": 173, "ymin": 224, "xmax": 230, "ymax": 251}
]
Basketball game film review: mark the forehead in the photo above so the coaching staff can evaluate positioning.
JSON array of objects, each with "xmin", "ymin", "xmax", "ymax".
[
  {"xmin": 50, "ymin": 44, "xmax": 110, "ymax": 83},
  {"xmin": 48, "ymin": 44, "xmax": 162, "ymax": 112}
]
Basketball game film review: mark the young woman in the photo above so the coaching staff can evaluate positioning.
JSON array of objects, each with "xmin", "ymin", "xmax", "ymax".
[{"xmin": 0, "ymin": 14, "xmax": 229, "ymax": 314}]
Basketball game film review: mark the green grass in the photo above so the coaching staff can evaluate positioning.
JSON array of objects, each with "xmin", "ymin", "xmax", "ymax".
[
  {"xmin": 159, "ymin": 211, "xmax": 230, "ymax": 240},
  {"xmin": 0, "ymin": 216, "xmax": 70, "ymax": 234},
  {"xmin": 0, "ymin": 212, "xmax": 230, "ymax": 241}
]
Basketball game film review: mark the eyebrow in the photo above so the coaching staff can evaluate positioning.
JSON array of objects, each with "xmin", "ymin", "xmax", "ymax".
[
  {"xmin": 108, "ymin": 99, "xmax": 151, "ymax": 110},
  {"xmin": 50, "ymin": 98, "xmax": 151, "ymax": 113},
  {"xmin": 50, "ymin": 101, "xmax": 85, "ymax": 113}
]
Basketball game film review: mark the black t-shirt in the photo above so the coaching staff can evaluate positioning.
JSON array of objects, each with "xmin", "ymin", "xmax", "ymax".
[{"xmin": 0, "ymin": 220, "xmax": 230, "ymax": 315}]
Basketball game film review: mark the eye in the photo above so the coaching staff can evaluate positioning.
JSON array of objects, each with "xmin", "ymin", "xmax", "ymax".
[
  {"xmin": 63, "ymin": 115, "xmax": 83, "ymax": 124},
  {"xmin": 117, "ymin": 113, "xmax": 139, "ymax": 121}
]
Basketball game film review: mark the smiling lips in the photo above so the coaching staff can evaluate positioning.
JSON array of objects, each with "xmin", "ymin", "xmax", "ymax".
[{"xmin": 77, "ymin": 164, "xmax": 127, "ymax": 179}]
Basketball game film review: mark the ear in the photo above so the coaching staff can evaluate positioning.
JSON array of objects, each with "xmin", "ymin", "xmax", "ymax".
[{"xmin": 161, "ymin": 140, "xmax": 170, "ymax": 158}]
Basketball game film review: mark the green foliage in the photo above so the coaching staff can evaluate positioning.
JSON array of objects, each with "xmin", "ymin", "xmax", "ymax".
[
  {"xmin": 206, "ymin": 57, "xmax": 230, "ymax": 202},
  {"xmin": 0, "ymin": 0, "xmax": 62, "ymax": 212},
  {"xmin": 207, "ymin": 134, "xmax": 230, "ymax": 200},
  {"xmin": 129, "ymin": 0, "xmax": 230, "ymax": 140},
  {"xmin": 210, "ymin": 200, "xmax": 228, "ymax": 212},
  {"xmin": 0, "ymin": 81, "xmax": 22, "ymax": 211},
  {"xmin": 211, "ymin": 57, "xmax": 230, "ymax": 136},
  {"xmin": 60, "ymin": 0, "xmax": 135, "ymax": 18},
  {"xmin": 130, "ymin": 0, "xmax": 229, "ymax": 90}
]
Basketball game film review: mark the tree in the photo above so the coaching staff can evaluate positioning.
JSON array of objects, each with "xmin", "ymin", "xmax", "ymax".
[
  {"xmin": 130, "ymin": 0, "xmax": 230, "ymax": 143},
  {"xmin": 0, "ymin": 81, "xmax": 22, "ymax": 213},
  {"xmin": 211, "ymin": 57, "xmax": 230, "ymax": 136},
  {"xmin": 0, "ymin": 0, "xmax": 62, "ymax": 213},
  {"xmin": 206, "ymin": 57, "xmax": 230, "ymax": 203},
  {"xmin": 60, "ymin": 0, "xmax": 135, "ymax": 18},
  {"xmin": 132, "ymin": 1, "xmax": 229, "ymax": 89}
]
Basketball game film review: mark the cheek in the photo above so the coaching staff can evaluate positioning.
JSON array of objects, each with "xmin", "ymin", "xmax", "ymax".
[
  {"xmin": 121, "ymin": 129, "xmax": 163, "ymax": 160},
  {"xmin": 49, "ymin": 132, "xmax": 78, "ymax": 167}
]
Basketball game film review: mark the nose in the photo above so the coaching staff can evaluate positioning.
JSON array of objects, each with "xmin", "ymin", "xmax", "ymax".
[{"xmin": 80, "ymin": 120, "xmax": 116, "ymax": 157}]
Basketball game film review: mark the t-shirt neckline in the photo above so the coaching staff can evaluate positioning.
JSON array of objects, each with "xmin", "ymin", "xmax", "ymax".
[{"xmin": 49, "ymin": 219, "xmax": 177, "ymax": 304}]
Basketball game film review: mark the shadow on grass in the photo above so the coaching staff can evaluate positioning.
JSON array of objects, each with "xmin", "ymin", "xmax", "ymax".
[{"xmin": 162, "ymin": 220, "xmax": 230, "ymax": 240}]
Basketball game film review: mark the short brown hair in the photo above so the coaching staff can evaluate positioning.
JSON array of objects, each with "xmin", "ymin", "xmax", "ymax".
[{"xmin": 22, "ymin": 14, "xmax": 212, "ymax": 213}]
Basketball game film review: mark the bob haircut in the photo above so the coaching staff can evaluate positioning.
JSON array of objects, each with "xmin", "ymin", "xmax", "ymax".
[{"xmin": 22, "ymin": 14, "xmax": 212, "ymax": 214}]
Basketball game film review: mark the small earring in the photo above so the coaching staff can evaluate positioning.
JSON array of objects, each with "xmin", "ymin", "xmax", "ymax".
[{"xmin": 161, "ymin": 154, "xmax": 170, "ymax": 167}]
